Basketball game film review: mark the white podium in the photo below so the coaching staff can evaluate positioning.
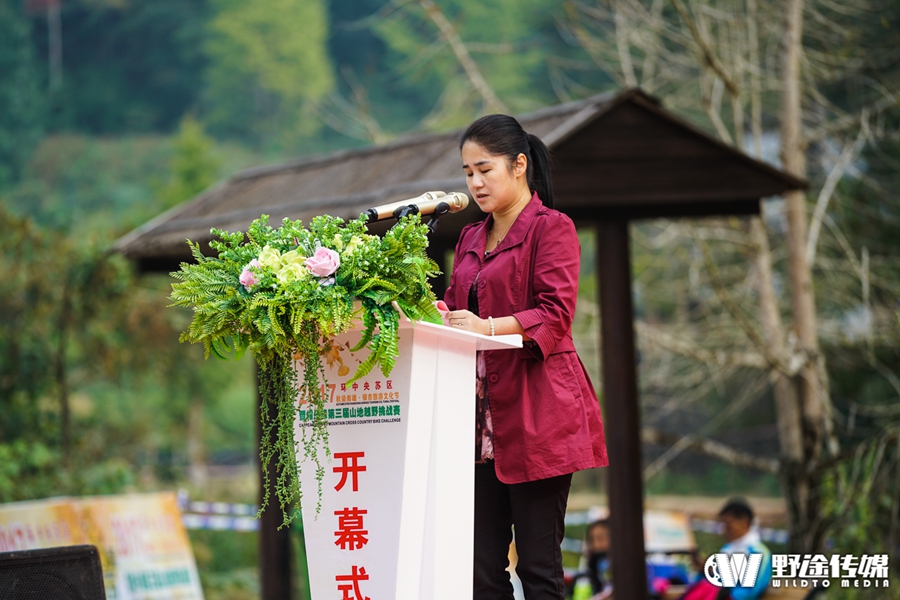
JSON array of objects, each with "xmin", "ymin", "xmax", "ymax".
[{"xmin": 295, "ymin": 318, "xmax": 521, "ymax": 600}]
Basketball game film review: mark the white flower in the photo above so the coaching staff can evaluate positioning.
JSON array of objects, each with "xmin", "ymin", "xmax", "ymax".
[
  {"xmin": 276, "ymin": 262, "xmax": 308, "ymax": 284},
  {"xmin": 258, "ymin": 245, "xmax": 282, "ymax": 270}
]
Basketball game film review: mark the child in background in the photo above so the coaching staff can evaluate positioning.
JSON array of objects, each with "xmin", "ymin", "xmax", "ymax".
[{"xmin": 571, "ymin": 520, "xmax": 611, "ymax": 600}]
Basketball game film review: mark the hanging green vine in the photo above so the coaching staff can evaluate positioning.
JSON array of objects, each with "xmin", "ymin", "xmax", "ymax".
[{"xmin": 169, "ymin": 212, "xmax": 442, "ymax": 525}]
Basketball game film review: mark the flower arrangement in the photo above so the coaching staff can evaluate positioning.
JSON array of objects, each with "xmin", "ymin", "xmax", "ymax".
[{"xmin": 170, "ymin": 212, "xmax": 442, "ymax": 523}]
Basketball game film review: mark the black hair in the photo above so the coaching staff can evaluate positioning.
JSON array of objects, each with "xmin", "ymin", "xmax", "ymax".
[
  {"xmin": 719, "ymin": 497, "xmax": 754, "ymax": 522},
  {"xmin": 459, "ymin": 114, "xmax": 554, "ymax": 208}
]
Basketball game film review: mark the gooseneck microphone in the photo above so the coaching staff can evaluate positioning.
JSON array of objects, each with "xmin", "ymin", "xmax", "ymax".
[{"xmin": 362, "ymin": 191, "xmax": 469, "ymax": 223}]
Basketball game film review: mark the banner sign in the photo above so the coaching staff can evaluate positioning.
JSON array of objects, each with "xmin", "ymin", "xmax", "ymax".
[
  {"xmin": 0, "ymin": 492, "xmax": 204, "ymax": 600},
  {"xmin": 297, "ymin": 329, "xmax": 414, "ymax": 600},
  {"xmin": 296, "ymin": 317, "xmax": 521, "ymax": 600}
]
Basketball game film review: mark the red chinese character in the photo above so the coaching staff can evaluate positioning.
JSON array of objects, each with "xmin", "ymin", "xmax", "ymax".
[
  {"xmin": 386, "ymin": 380, "xmax": 393, "ymax": 389},
  {"xmin": 341, "ymin": 383, "xmax": 347, "ymax": 391},
  {"xmin": 334, "ymin": 507, "xmax": 368, "ymax": 550},
  {"xmin": 363, "ymin": 381, "xmax": 370, "ymax": 390},
  {"xmin": 374, "ymin": 381, "xmax": 381, "ymax": 390},
  {"xmin": 336, "ymin": 566, "xmax": 370, "ymax": 600},
  {"xmin": 333, "ymin": 452, "xmax": 366, "ymax": 492}
]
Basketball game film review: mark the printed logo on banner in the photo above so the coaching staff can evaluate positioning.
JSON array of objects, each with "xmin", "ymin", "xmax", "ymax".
[
  {"xmin": 704, "ymin": 553, "xmax": 763, "ymax": 588},
  {"xmin": 297, "ymin": 341, "xmax": 403, "ymax": 428}
]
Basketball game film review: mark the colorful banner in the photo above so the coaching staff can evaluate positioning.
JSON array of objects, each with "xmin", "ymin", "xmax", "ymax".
[
  {"xmin": 0, "ymin": 492, "xmax": 204, "ymax": 600},
  {"xmin": 0, "ymin": 497, "xmax": 86, "ymax": 552}
]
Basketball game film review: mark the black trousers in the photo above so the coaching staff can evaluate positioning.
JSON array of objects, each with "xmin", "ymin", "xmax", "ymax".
[{"xmin": 474, "ymin": 461, "xmax": 572, "ymax": 600}]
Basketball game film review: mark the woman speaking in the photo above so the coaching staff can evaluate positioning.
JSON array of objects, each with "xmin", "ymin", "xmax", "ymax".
[{"xmin": 443, "ymin": 114, "xmax": 609, "ymax": 600}]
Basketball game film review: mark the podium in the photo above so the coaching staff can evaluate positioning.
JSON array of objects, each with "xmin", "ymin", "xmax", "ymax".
[{"xmin": 295, "ymin": 317, "xmax": 521, "ymax": 600}]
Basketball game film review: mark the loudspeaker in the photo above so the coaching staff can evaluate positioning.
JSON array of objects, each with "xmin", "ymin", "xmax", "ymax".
[{"xmin": 0, "ymin": 545, "xmax": 106, "ymax": 600}]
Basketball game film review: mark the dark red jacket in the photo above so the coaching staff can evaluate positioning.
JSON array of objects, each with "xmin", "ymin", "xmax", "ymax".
[{"xmin": 445, "ymin": 194, "xmax": 608, "ymax": 483}]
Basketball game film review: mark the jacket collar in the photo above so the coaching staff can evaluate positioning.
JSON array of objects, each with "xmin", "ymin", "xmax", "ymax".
[{"xmin": 468, "ymin": 192, "xmax": 544, "ymax": 259}]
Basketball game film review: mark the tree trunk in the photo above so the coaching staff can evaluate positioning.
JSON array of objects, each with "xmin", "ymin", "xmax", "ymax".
[
  {"xmin": 749, "ymin": 216, "xmax": 807, "ymax": 546},
  {"xmin": 56, "ymin": 281, "xmax": 71, "ymax": 468},
  {"xmin": 779, "ymin": 0, "xmax": 826, "ymax": 553}
]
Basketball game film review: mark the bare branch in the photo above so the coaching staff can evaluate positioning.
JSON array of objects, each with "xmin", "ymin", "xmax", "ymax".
[
  {"xmin": 696, "ymin": 233, "xmax": 786, "ymax": 372},
  {"xmin": 807, "ymin": 114, "xmax": 870, "ymax": 264},
  {"xmin": 417, "ymin": 0, "xmax": 506, "ymax": 113},
  {"xmin": 636, "ymin": 321, "xmax": 768, "ymax": 370},
  {"xmin": 670, "ymin": 0, "xmax": 739, "ymax": 95},
  {"xmin": 613, "ymin": 0, "xmax": 638, "ymax": 87},
  {"xmin": 643, "ymin": 427, "xmax": 780, "ymax": 475}
]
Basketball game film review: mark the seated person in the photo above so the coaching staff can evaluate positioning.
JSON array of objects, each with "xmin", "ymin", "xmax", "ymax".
[
  {"xmin": 681, "ymin": 498, "xmax": 772, "ymax": 600},
  {"xmin": 571, "ymin": 519, "xmax": 611, "ymax": 599}
]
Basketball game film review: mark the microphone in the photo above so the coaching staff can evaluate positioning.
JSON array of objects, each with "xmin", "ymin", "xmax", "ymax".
[{"xmin": 362, "ymin": 191, "xmax": 469, "ymax": 223}]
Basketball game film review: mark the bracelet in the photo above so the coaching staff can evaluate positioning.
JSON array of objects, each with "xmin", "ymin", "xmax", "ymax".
[{"xmin": 488, "ymin": 316, "xmax": 495, "ymax": 336}]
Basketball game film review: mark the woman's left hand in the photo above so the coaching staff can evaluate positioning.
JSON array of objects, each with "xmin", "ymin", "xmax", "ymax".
[{"xmin": 445, "ymin": 310, "xmax": 488, "ymax": 335}]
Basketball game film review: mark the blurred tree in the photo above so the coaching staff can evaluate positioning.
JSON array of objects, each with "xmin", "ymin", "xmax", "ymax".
[
  {"xmin": 561, "ymin": 0, "xmax": 900, "ymax": 555},
  {"xmin": 204, "ymin": 0, "xmax": 334, "ymax": 149},
  {"xmin": 158, "ymin": 115, "xmax": 222, "ymax": 485},
  {"xmin": 161, "ymin": 116, "xmax": 221, "ymax": 209},
  {"xmin": 0, "ymin": 0, "xmax": 45, "ymax": 188},
  {"xmin": 317, "ymin": 0, "xmax": 581, "ymax": 141},
  {"xmin": 28, "ymin": 0, "xmax": 209, "ymax": 133},
  {"xmin": 0, "ymin": 204, "xmax": 130, "ymax": 466},
  {"xmin": 0, "ymin": 200, "xmax": 255, "ymax": 498}
]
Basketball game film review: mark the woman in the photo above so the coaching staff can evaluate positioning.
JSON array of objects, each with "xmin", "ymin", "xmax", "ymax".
[{"xmin": 443, "ymin": 114, "xmax": 609, "ymax": 600}]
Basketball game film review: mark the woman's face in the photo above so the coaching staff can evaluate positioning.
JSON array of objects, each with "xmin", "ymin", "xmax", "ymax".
[{"xmin": 461, "ymin": 141, "xmax": 528, "ymax": 213}]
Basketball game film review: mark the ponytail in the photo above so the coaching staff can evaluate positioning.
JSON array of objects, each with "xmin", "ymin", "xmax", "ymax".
[
  {"xmin": 460, "ymin": 115, "xmax": 555, "ymax": 208},
  {"xmin": 526, "ymin": 133, "xmax": 554, "ymax": 209}
]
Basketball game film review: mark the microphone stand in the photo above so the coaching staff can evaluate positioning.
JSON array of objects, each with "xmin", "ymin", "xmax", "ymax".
[
  {"xmin": 426, "ymin": 203, "xmax": 450, "ymax": 234},
  {"xmin": 391, "ymin": 202, "xmax": 451, "ymax": 235}
]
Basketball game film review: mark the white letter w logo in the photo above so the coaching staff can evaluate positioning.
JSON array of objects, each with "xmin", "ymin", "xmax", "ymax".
[{"xmin": 704, "ymin": 553, "xmax": 763, "ymax": 588}]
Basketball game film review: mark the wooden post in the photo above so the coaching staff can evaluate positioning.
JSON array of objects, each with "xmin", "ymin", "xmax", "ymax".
[
  {"xmin": 256, "ymin": 365, "xmax": 293, "ymax": 600},
  {"xmin": 596, "ymin": 220, "xmax": 647, "ymax": 600}
]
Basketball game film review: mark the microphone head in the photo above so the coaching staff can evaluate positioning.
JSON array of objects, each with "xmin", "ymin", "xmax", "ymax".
[{"xmin": 444, "ymin": 192, "xmax": 469, "ymax": 213}]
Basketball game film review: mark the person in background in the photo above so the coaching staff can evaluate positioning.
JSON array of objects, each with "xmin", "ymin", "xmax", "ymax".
[
  {"xmin": 716, "ymin": 498, "xmax": 771, "ymax": 600},
  {"xmin": 571, "ymin": 520, "xmax": 611, "ymax": 599},
  {"xmin": 681, "ymin": 497, "xmax": 772, "ymax": 600}
]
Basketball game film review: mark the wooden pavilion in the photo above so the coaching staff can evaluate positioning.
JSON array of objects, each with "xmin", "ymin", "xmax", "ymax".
[{"xmin": 115, "ymin": 88, "xmax": 805, "ymax": 600}]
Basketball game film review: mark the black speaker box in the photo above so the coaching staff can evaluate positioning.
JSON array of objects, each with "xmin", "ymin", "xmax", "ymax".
[{"xmin": 0, "ymin": 545, "xmax": 106, "ymax": 600}]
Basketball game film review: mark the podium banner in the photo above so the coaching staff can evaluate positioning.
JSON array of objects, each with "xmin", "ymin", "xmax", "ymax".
[
  {"xmin": 296, "ymin": 318, "xmax": 521, "ymax": 600},
  {"xmin": 297, "ymin": 328, "xmax": 414, "ymax": 600}
]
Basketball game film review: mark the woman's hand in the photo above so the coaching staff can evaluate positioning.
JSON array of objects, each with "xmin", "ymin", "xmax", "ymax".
[{"xmin": 445, "ymin": 310, "xmax": 489, "ymax": 335}]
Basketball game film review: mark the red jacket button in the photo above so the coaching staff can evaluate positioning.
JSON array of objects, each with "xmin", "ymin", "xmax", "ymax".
[{"xmin": 488, "ymin": 374, "xmax": 499, "ymax": 384}]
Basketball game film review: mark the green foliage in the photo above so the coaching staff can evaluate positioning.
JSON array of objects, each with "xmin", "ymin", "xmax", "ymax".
[
  {"xmin": 0, "ymin": 0, "xmax": 45, "ymax": 188},
  {"xmin": 170, "ymin": 213, "xmax": 441, "ymax": 523},
  {"xmin": 0, "ymin": 440, "xmax": 134, "ymax": 503},
  {"xmin": 204, "ymin": 0, "xmax": 334, "ymax": 147},
  {"xmin": 37, "ymin": 0, "xmax": 209, "ymax": 134},
  {"xmin": 161, "ymin": 116, "xmax": 221, "ymax": 208}
]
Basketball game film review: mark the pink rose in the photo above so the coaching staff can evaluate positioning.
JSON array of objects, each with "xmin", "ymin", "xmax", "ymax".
[
  {"xmin": 305, "ymin": 247, "xmax": 340, "ymax": 278},
  {"xmin": 239, "ymin": 267, "xmax": 257, "ymax": 288},
  {"xmin": 239, "ymin": 259, "xmax": 260, "ymax": 288}
]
